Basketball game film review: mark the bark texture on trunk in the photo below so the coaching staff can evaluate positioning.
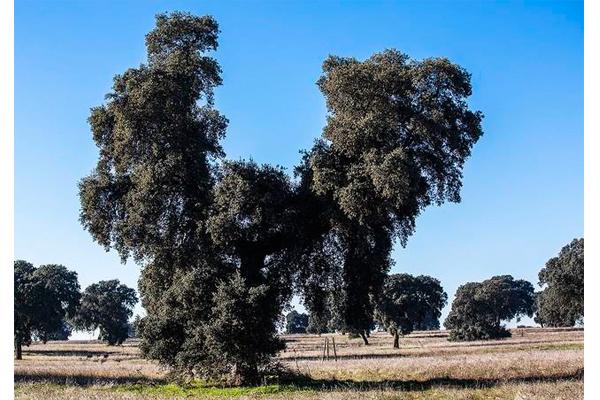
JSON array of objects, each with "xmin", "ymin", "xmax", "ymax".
[
  {"xmin": 393, "ymin": 331, "xmax": 400, "ymax": 349},
  {"xmin": 359, "ymin": 331, "xmax": 369, "ymax": 345},
  {"xmin": 15, "ymin": 338, "xmax": 22, "ymax": 360}
]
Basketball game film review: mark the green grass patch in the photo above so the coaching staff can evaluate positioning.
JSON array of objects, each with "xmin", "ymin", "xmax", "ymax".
[{"xmin": 114, "ymin": 382, "xmax": 311, "ymax": 397}]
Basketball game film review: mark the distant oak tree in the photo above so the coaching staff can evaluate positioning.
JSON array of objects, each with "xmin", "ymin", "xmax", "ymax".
[
  {"xmin": 375, "ymin": 274, "xmax": 447, "ymax": 348},
  {"xmin": 285, "ymin": 310, "xmax": 309, "ymax": 334},
  {"xmin": 444, "ymin": 275, "xmax": 535, "ymax": 341},
  {"xmin": 45, "ymin": 321, "xmax": 73, "ymax": 341},
  {"xmin": 534, "ymin": 238, "xmax": 583, "ymax": 327},
  {"xmin": 73, "ymin": 280, "xmax": 138, "ymax": 345},
  {"xmin": 14, "ymin": 260, "xmax": 80, "ymax": 359}
]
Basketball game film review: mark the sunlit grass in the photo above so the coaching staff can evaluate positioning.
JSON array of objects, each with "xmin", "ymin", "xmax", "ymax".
[{"xmin": 14, "ymin": 328, "xmax": 584, "ymax": 399}]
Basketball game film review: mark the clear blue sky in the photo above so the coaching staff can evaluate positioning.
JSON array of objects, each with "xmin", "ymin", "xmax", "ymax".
[{"xmin": 16, "ymin": 1, "xmax": 583, "ymax": 330}]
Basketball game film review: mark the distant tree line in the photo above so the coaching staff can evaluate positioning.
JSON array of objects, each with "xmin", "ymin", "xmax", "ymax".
[
  {"xmin": 444, "ymin": 238, "xmax": 583, "ymax": 340},
  {"xmin": 285, "ymin": 237, "xmax": 583, "ymax": 346},
  {"xmin": 14, "ymin": 260, "xmax": 138, "ymax": 359}
]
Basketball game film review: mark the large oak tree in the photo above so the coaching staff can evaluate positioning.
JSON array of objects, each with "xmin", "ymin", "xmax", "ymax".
[
  {"xmin": 300, "ymin": 50, "xmax": 483, "ymax": 343},
  {"xmin": 80, "ymin": 12, "xmax": 483, "ymax": 383}
]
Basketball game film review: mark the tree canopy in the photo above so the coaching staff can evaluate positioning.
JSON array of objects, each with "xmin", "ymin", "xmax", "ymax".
[
  {"xmin": 300, "ymin": 50, "xmax": 483, "ymax": 344},
  {"xmin": 73, "ymin": 279, "xmax": 138, "ymax": 345},
  {"xmin": 444, "ymin": 275, "xmax": 535, "ymax": 341},
  {"xmin": 14, "ymin": 260, "xmax": 80, "ymax": 359},
  {"xmin": 79, "ymin": 12, "xmax": 483, "ymax": 384},
  {"xmin": 534, "ymin": 238, "xmax": 583, "ymax": 327},
  {"xmin": 45, "ymin": 321, "xmax": 73, "ymax": 341},
  {"xmin": 285, "ymin": 310, "xmax": 309, "ymax": 334},
  {"xmin": 374, "ymin": 274, "xmax": 447, "ymax": 348}
]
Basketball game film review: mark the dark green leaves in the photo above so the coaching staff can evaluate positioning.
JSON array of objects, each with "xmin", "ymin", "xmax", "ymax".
[
  {"xmin": 535, "ymin": 238, "xmax": 584, "ymax": 327},
  {"xmin": 73, "ymin": 280, "xmax": 138, "ymax": 345},
  {"xmin": 312, "ymin": 49, "xmax": 483, "ymax": 237},
  {"xmin": 444, "ymin": 275, "xmax": 535, "ymax": 341},
  {"xmin": 14, "ymin": 261, "xmax": 81, "ymax": 356},
  {"xmin": 375, "ymin": 274, "xmax": 447, "ymax": 338},
  {"xmin": 146, "ymin": 12, "xmax": 220, "ymax": 63},
  {"xmin": 79, "ymin": 12, "xmax": 226, "ymax": 264},
  {"xmin": 80, "ymin": 12, "xmax": 484, "ymax": 383}
]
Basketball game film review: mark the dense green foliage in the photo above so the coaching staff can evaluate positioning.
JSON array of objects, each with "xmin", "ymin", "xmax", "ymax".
[
  {"xmin": 299, "ymin": 50, "xmax": 483, "ymax": 344},
  {"xmin": 534, "ymin": 238, "xmax": 584, "ymax": 327},
  {"xmin": 444, "ymin": 275, "xmax": 535, "ymax": 341},
  {"xmin": 79, "ymin": 10, "xmax": 233, "ymax": 380},
  {"xmin": 44, "ymin": 321, "xmax": 73, "ymax": 341},
  {"xmin": 202, "ymin": 273, "xmax": 285, "ymax": 384},
  {"xmin": 73, "ymin": 280, "xmax": 138, "ymax": 345},
  {"xmin": 14, "ymin": 260, "xmax": 80, "ymax": 359},
  {"xmin": 413, "ymin": 310, "xmax": 442, "ymax": 331},
  {"xmin": 285, "ymin": 311, "xmax": 309, "ymax": 334},
  {"xmin": 375, "ymin": 274, "xmax": 447, "ymax": 348},
  {"xmin": 80, "ymin": 12, "xmax": 482, "ymax": 384}
]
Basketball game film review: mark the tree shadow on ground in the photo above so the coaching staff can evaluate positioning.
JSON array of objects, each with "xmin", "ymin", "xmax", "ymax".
[
  {"xmin": 14, "ymin": 372, "xmax": 166, "ymax": 386},
  {"xmin": 22, "ymin": 349, "xmax": 124, "ymax": 358},
  {"xmin": 14, "ymin": 368, "xmax": 583, "ymax": 392},
  {"xmin": 284, "ymin": 352, "xmax": 419, "ymax": 361},
  {"xmin": 281, "ymin": 369, "xmax": 584, "ymax": 392}
]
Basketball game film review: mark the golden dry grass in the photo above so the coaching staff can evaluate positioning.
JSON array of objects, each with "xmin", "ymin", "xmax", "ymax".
[{"xmin": 14, "ymin": 328, "xmax": 584, "ymax": 399}]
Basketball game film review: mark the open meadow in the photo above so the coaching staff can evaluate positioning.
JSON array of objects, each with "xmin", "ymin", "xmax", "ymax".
[{"xmin": 14, "ymin": 327, "xmax": 583, "ymax": 400}]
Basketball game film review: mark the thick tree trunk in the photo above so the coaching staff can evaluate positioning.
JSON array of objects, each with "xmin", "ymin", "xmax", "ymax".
[
  {"xmin": 359, "ymin": 331, "xmax": 369, "ymax": 345},
  {"xmin": 15, "ymin": 338, "xmax": 22, "ymax": 360},
  {"xmin": 393, "ymin": 331, "xmax": 400, "ymax": 349}
]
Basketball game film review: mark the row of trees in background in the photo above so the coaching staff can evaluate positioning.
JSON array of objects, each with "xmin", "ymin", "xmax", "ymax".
[
  {"xmin": 445, "ymin": 238, "xmax": 583, "ymax": 341},
  {"xmin": 285, "ymin": 238, "xmax": 583, "ymax": 345},
  {"xmin": 287, "ymin": 273, "xmax": 446, "ymax": 347},
  {"xmin": 14, "ymin": 260, "xmax": 137, "ymax": 359}
]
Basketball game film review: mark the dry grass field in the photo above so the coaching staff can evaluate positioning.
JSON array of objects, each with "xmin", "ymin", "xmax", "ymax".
[{"xmin": 14, "ymin": 328, "xmax": 583, "ymax": 399}]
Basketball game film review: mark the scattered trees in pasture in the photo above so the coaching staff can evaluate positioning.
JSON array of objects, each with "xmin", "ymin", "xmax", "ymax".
[
  {"xmin": 79, "ymin": 11, "xmax": 482, "ymax": 384},
  {"xmin": 14, "ymin": 260, "xmax": 80, "ymax": 359},
  {"xmin": 72, "ymin": 280, "xmax": 138, "ymax": 345},
  {"xmin": 444, "ymin": 275, "xmax": 535, "ymax": 341},
  {"xmin": 534, "ymin": 238, "xmax": 583, "ymax": 327},
  {"xmin": 375, "ymin": 274, "xmax": 447, "ymax": 348}
]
